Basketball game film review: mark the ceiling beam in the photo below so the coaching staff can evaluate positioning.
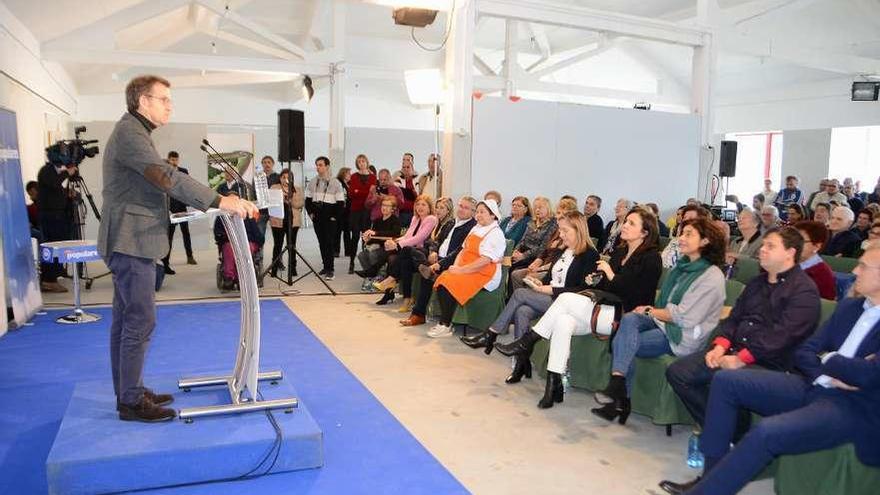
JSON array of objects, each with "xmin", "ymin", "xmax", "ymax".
[
  {"xmin": 195, "ymin": 0, "xmax": 307, "ymax": 59},
  {"xmin": 42, "ymin": 0, "xmax": 191, "ymax": 49},
  {"xmin": 474, "ymin": 75, "xmax": 684, "ymax": 105},
  {"xmin": 732, "ymin": 0, "xmax": 825, "ymax": 26},
  {"xmin": 41, "ymin": 48, "xmax": 331, "ymax": 75},
  {"xmin": 530, "ymin": 35, "xmax": 616, "ymax": 79},
  {"xmin": 474, "ymin": 54, "xmax": 498, "ymax": 76},
  {"xmin": 478, "ymin": 0, "xmax": 708, "ymax": 47}
]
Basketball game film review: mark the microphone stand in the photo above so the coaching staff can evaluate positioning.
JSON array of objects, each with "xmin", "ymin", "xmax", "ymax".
[{"xmin": 200, "ymin": 140, "xmax": 253, "ymax": 201}]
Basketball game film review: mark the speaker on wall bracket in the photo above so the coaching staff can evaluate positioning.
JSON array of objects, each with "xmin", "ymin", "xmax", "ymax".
[{"xmin": 719, "ymin": 140, "xmax": 737, "ymax": 178}]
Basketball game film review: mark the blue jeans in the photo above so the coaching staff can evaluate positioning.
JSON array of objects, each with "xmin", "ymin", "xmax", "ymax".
[
  {"xmin": 490, "ymin": 287, "xmax": 553, "ymax": 338},
  {"xmin": 611, "ymin": 312, "xmax": 673, "ymax": 395}
]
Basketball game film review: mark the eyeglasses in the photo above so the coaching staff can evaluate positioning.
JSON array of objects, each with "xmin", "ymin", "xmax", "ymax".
[{"xmin": 145, "ymin": 94, "xmax": 172, "ymax": 106}]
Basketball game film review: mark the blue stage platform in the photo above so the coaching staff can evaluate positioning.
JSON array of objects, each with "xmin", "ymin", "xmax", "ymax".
[
  {"xmin": 47, "ymin": 371, "xmax": 322, "ymax": 494},
  {"xmin": 0, "ymin": 300, "xmax": 467, "ymax": 495}
]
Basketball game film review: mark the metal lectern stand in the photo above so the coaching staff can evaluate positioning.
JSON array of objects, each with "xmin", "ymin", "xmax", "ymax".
[{"xmin": 173, "ymin": 211, "xmax": 297, "ymax": 421}]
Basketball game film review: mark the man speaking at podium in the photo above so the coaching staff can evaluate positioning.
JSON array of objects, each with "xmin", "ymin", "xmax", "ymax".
[{"xmin": 98, "ymin": 75, "xmax": 258, "ymax": 422}]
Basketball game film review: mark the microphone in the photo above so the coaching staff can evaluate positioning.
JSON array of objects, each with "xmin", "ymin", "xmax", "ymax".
[{"xmin": 199, "ymin": 141, "xmax": 253, "ymax": 201}]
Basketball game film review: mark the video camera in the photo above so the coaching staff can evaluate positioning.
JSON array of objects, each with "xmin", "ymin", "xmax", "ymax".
[{"xmin": 46, "ymin": 126, "xmax": 99, "ymax": 167}]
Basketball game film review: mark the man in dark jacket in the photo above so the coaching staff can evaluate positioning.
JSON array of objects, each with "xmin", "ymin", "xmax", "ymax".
[
  {"xmin": 665, "ymin": 227, "xmax": 820, "ymax": 426},
  {"xmin": 665, "ymin": 246, "xmax": 880, "ymax": 495},
  {"xmin": 400, "ymin": 196, "xmax": 477, "ymax": 327},
  {"xmin": 37, "ymin": 154, "xmax": 77, "ymax": 292},
  {"xmin": 160, "ymin": 151, "xmax": 196, "ymax": 274}
]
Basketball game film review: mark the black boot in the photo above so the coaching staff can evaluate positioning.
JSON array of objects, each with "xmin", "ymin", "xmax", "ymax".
[
  {"xmin": 375, "ymin": 288, "xmax": 395, "ymax": 305},
  {"xmin": 348, "ymin": 259, "xmax": 355, "ymax": 275},
  {"xmin": 460, "ymin": 329, "xmax": 498, "ymax": 355},
  {"xmin": 537, "ymin": 371, "xmax": 564, "ymax": 409},
  {"xmin": 658, "ymin": 477, "xmax": 701, "ymax": 495},
  {"xmin": 590, "ymin": 375, "xmax": 631, "ymax": 425},
  {"xmin": 505, "ymin": 354, "xmax": 532, "ymax": 384},
  {"xmin": 494, "ymin": 329, "xmax": 542, "ymax": 357},
  {"xmin": 594, "ymin": 374, "xmax": 627, "ymax": 405}
]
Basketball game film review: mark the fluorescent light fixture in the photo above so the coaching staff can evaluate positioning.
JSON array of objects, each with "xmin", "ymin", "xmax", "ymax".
[{"xmin": 405, "ymin": 68, "xmax": 444, "ymax": 105}]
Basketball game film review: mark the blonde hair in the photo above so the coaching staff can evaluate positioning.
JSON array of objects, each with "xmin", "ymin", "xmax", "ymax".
[
  {"xmin": 414, "ymin": 194, "xmax": 434, "ymax": 216},
  {"xmin": 533, "ymin": 196, "xmax": 553, "ymax": 214},
  {"xmin": 435, "ymin": 197, "xmax": 454, "ymax": 223},
  {"xmin": 560, "ymin": 210, "xmax": 594, "ymax": 254},
  {"xmin": 557, "ymin": 197, "xmax": 578, "ymax": 214}
]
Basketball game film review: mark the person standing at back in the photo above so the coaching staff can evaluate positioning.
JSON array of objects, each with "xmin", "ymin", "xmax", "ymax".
[
  {"xmin": 161, "ymin": 150, "xmax": 196, "ymax": 274},
  {"xmin": 305, "ymin": 156, "xmax": 345, "ymax": 280},
  {"xmin": 99, "ymin": 75, "xmax": 257, "ymax": 422}
]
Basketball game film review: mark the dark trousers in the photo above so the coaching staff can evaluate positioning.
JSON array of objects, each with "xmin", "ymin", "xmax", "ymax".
[
  {"xmin": 313, "ymin": 209, "xmax": 337, "ymax": 272},
  {"xmin": 40, "ymin": 211, "xmax": 71, "ymax": 282},
  {"xmin": 108, "ymin": 252, "xmax": 157, "ymax": 406},
  {"xmin": 667, "ymin": 352, "xmax": 758, "ymax": 432},
  {"xmin": 691, "ymin": 369, "xmax": 859, "ymax": 495},
  {"xmin": 389, "ymin": 246, "xmax": 427, "ymax": 298},
  {"xmin": 335, "ymin": 209, "xmax": 351, "ymax": 257},
  {"xmin": 347, "ymin": 210, "xmax": 370, "ymax": 261},
  {"xmin": 436, "ymin": 285, "xmax": 457, "ymax": 326},
  {"xmin": 271, "ymin": 225, "xmax": 299, "ymax": 270},
  {"xmin": 161, "ymin": 221, "xmax": 192, "ymax": 266}
]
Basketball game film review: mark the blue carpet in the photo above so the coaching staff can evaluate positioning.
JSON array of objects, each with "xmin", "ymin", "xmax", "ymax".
[{"xmin": 0, "ymin": 300, "xmax": 468, "ymax": 495}]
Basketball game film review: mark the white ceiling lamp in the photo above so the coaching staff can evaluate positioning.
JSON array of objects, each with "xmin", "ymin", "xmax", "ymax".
[{"xmin": 404, "ymin": 68, "xmax": 444, "ymax": 106}]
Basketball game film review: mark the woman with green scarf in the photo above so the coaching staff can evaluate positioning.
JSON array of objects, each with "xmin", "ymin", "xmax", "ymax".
[{"xmin": 592, "ymin": 217, "xmax": 727, "ymax": 425}]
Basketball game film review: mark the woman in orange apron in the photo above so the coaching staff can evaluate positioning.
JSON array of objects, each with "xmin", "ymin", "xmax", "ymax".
[{"xmin": 428, "ymin": 199, "xmax": 507, "ymax": 338}]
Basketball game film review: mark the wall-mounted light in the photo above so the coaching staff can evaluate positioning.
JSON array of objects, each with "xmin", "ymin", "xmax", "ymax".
[
  {"xmin": 302, "ymin": 75, "xmax": 314, "ymax": 102},
  {"xmin": 404, "ymin": 68, "xmax": 443, "ymax": 105}
]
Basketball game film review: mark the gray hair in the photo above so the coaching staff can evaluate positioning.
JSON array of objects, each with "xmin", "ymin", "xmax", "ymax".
[
  {"xmin": 739, "ymin": 207, "xmax": 760, "ymax": 226},
  {"xmin": 762, "ymin": 205, "xmax": 779, "ymax": 219},
  {"xmin": 459, "ymin": 195, "xmax": 478, "ymax": 209},
  {"xmin": 833, "ymin": 205, "xmax": 855, "ymax": 223}
]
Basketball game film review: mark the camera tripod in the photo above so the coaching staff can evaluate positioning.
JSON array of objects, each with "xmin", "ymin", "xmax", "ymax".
[
  {"xmin": 67, "ymin": 174, "xmax": 109, "ymax": 289},
  {"xmin": 261, "ymin": 161, "xmax": 336, "ymax": 296}
]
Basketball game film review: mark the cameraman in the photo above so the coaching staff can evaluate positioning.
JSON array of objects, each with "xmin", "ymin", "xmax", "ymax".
[{"xmin": 37, "ymin": 153, "xmax": 77, "ymax": 293}]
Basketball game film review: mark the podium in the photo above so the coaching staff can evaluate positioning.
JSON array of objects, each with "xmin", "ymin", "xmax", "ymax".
[
  {"xmin": 40, "ymin": 240, "xmax": 102, "ymax": 324},
  {"xmin": 170, "ymin": 210, "xmax": 297, "ymax": 421}
]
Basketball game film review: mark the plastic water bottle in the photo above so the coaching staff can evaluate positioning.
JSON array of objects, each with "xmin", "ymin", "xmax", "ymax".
[
  {"xmin": 687, "ymin": 432, "xmax": 705, "ymax": 469},
  {"xmin": 562, "ymin": 371, "xmax": 571, "ymax": 393},
  {"xmin": 254, "ymin": 168, "xmax": 269, "ymax": 207}
]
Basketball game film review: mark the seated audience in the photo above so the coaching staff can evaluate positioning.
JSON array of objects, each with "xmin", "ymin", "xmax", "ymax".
[
  {"xmin": 784, "ymin": 203, "xmax": 805, "ymax": 225},
  {"xmin": 843, "ymin": 183, "xmax": 865, "ymax": 213},
  {"xmin": 662, "ymin": 205, "xmax": 709, "ymax": 268},
  {"xmin": 494, "ymin": 207, "xmax": 663, "ymax": 409},
  {"xmin": 761, "ymin": 179, "xmax": 777, "ymax": 206},
  {"xmin": 399, "ymin": 197, "xmax": 477, "ymax": 327},
  {"xmin": 726, "ymin": 208, "xmax": 763, "ymax": 265},
  {"xmin": 374, "ymin": 197, "xmax": 453, "ymax": 312},
  {"xmin": 372, "ymin": 195, "xmax": 439, "ymax": 305},
  {"xmin": 213, "ymin": 201, "xmax": 265, "ymax": 289},
  {"xmin": 460, "ymin": 212, "xmax": 599, "ymax": 377},
  {"xmin": 591, "ymin": 217, "xmax": 727, "ymax": 424},
  {"xmin": 863, "ymin": 219, "xmax": 880, "ymax": 252},
  {"xmin": 355, "ymin": 196, "xmax": 402, "ymax": 283},
  {"xmin": 393, "ymin": 153, "xmax": 419, "ymax": 227},
  {"xmin": 868, "ymin": 181, "xmax": 880, "ymax": 204},
  {"xmin": 510, "ymin": 196, "xmax": 557, "ymax": 269},
  {"xmin": 583, "ymin": 195, "xmax": 605, "ymax": 242},
  {"xmin": 426, "ymin": 200, "xmax": 507, "ymax": 338},
  {"xmin": 773, "ymin": 175, "xmax": 804, "ymax": 218},
  {"xmin": 752, "ymin": 193, "xmax": 764, "ymax": 212},
  {"xmin": 667, "ymin": 246, "xmax": 880, "ymax": 495},
  {"xmin": 810, "ymin": 178, "xmax": 848, "ymax": 211},
  {"xmin": 646, "ymin": 203, "xmax": 670, "ymax": 237},
  {"xmin": 821, "ymin": 206, "xmax": 861, "ymax": 257},
  {"xmin": 499, "ymin": 196, "xmax": 532, "ymax": 246},
  {"xmin": 663, "ymin": 227, "xmax": 820, "ymax": 476},
  {"xmin": 365, "ymin": 168, "xmax": 405, "ymax": 221},
  {"xmin": 509, "ymin": 198, "xmax": 578, "ymax": 293},
  {"xmin": 484, "ymin": 190, "xmax": 503, "ymax": 211},
  {"xmin": 812, "ymin": 201, "xmax": 832, "ymax": 226},
  {"xmin": 805, "ymin": 178, "xmax": 828, "ymax": 216},
  {"xmin": 795, "ymin": 221, "xmax": 837, "ymax": 301},
  {"xmin": 760, "ymin": 205, "xmax": 780, "ymax": 232},
  {"xmin": 601, "ymin": 198, "xmax": 634, "ymax": 253},
  {"xmin": 853, "ymin": 208, "xmax": 874, "ymax": 241}
]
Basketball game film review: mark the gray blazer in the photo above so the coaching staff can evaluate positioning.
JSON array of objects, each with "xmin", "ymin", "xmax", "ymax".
[{"xmin": 98, "ymin": 113, "xmax": 218, "ymax": 261}]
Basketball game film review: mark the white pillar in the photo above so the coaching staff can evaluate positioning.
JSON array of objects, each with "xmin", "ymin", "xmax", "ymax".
[
  {"xmin": 442, "ymin": 0, "xmax": 476, "ymax": 200},
  {"xmin": 692, "ymin": 32, "xmax": 717, "ymax": 202},
  {"xmin": 328, "ymin": 1, "xmax": 346, "ymax": 171}
]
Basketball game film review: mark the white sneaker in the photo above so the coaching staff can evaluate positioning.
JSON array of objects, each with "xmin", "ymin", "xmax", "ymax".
[{"xmin": 427, "ymin": 323, "xmax": 453, "ymax": 338}]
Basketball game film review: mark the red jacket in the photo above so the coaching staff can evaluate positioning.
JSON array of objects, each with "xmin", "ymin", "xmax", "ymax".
[
  {"xmin": 348, "ymin": 172, "xmax": 376, "ymax": 213},
  {"xmin": 803, "ymin": 261, "xmax": 837, "ymax": 301}
]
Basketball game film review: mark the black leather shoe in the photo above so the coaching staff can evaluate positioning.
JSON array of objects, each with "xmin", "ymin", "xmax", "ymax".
[
  {"xmin": 494, "ymin": 329, "xmax": 542, "ymax": 357},
  {"xmin": 658, "ymin": 477, "xmax": 701, "ymax": 494},
  {"xmin": 118, "ymin": 398, "xmax": 176, "ymax": 423},
  {"xmin": 163, "ymin": 265, "xmax": 176, "ymax": 275},
  {"xmin": 505, "ymin": 355, "xmax": 532, "ymax": 384},
  {"xmin": 460, "ymin": 330, "xmax": 498, "ymax": 355},
  {"xmin": 375, "ymin": 289, "xmax": 395, "ymax": 305}
]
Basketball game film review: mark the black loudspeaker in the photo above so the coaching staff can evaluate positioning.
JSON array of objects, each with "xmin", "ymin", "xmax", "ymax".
[
  {"xmin": 278, "ymin": 109, "xmax": 305, "ymax": 162},
  {"xmin": 719, "ymin": 140, "xmax": 737, "ymax": 178}
]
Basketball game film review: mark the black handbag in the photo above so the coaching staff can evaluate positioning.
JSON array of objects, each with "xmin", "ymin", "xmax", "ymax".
[{"xmin": 577, "ymin": 289, "xmax": 624, "ymax": 340}]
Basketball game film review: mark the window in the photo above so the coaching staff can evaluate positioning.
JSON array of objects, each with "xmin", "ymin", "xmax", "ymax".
[
  {"xmin": 722, "ymin": 131, "xmax": 783, "ymax": 207},
  {"xmin": 829, "ymin": 126, "xmax": 880, "ymax": 191}
]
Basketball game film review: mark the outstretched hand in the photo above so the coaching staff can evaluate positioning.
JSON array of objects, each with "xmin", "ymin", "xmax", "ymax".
[{"xmin": 219, "ymin": 195, "xmax": 259, "ymax": 219}]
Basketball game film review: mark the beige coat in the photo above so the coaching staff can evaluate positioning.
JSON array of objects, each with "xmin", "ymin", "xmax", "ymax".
[{"xmin": 269, "ymin": 182, "xmax": 305, "ymax": 228}]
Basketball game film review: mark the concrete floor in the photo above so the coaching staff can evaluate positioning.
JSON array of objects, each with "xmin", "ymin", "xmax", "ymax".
[{"xmin": 40, "ymin": 229, "xmax": 773, "ymax": 494}]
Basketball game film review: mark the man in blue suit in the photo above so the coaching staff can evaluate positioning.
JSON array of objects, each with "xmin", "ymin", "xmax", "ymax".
[{"xmin": 674, "ymin": 246, "xmax": 880, "ymax": 495}]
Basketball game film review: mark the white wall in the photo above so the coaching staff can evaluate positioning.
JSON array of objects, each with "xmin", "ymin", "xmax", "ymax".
[
  {"xmin": 471, "ymin": 97, "xmax": 701, "ymax": 221},
  {"xmin": 780, "ymin": 129, "xmax": 832, "ymax": 194}
]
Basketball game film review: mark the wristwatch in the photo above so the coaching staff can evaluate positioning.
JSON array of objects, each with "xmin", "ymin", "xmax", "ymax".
[{"xmin": 644, "ymin": 306, "xmax": 653, "ymax": 315}]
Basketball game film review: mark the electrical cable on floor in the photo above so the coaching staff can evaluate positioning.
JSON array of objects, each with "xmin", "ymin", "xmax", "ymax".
[
  {"xmin": 38, "ymin": 290, "xmax": 372, "ymax": 308},
  {"xmin": 111, "ymin": 391, "xmax": 284, "ymax": 494}
]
